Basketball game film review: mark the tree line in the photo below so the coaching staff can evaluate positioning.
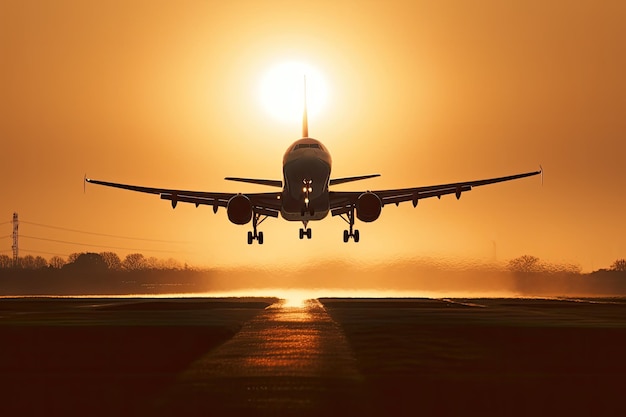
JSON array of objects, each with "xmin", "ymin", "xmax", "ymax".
[
  {"xmin": 0, "ymin": 252, "xmax": 186, "ymax": 271},
  {"xmin": 2, "ymin": 252, "xmax": 625, "ymax": 274},
  {"xmin": 507, "ymin": 255, "xmax": 626, "ymax": 274}
]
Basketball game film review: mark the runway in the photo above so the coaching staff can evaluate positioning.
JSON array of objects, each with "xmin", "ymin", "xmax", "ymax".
[
  {"xmin": 1, "ymin": 296, "xmax": 626, "ymax": 416},
  {"xmin": 157, "ymin": 299, "xmax": 364, "ymax": 416}
]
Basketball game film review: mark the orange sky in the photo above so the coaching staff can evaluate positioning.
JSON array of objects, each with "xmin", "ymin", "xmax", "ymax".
[{"xmin": 1, "ymin": 1, "xmax": 624, "ymax": 272}]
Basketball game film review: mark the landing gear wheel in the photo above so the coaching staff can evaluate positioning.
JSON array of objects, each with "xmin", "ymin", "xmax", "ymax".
[
  {"xmin": 247, "ymin": 210, "xmax": 268, "ymax": 244},
  {"xmin": 299, "ymin": 228, "xmax": 312, "ymax": 239},
  {"xmin": 340, "ymin": 206, "xmax": 362, "ymax": 242}
]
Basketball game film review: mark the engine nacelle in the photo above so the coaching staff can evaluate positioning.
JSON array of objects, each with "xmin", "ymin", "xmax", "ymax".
[
  {"xmin": 227, "ymin": 194, "xmax": 252, "ymax": 225},
  {"xmin": 356, "ymin": 192, "xmax": 382, "ymax": 222}
]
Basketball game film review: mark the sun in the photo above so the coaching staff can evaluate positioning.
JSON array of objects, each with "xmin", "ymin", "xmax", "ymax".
[{"xmin": 259, "ymin": 61, "xmax": 329, "ymax": 124}]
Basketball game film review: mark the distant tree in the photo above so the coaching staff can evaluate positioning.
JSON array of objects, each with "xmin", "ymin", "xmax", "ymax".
[
  {"xmin": 145, "ymin": 256, "xmax": 160, "ymax": 270},
  {"xmin": 554, "ymin": 262, "xmax": 582, "ymax": 274},
  {"xmin": 68, "ymin": 252, "xmax": 84, "ymax": 264},
  {"xmin": 65, "ymin": 252, "xmax": 108, "ymax": 271},
  {"xmin": 508, "ymin": 255, "xmax": 541, "ymax": 273},
  {"xmin": 161, "ymin": 257, "xmax": 183, "ymax": 270},
  {"xmin": 610, "ymin": 259, "xmax": 626, "ymax": 272},
  {"xmin": 48, "ymin": 256, "xmax": 66, "ymax": 269},
  {"xmin": 122, "ymin": 253, "xmax": 147, "ymax": 270},
  {"xmin": 0, "ymin": 254, "xmax": 12, "ymax": 269},
  {"xmin": 539, "ymin": 261, "xmax": 582, "ymax": 275},
  {"xmin": 99, "ymin": 252, "xmax": 122, "ymax": 270},
  {"xmin": 19, "ymin": 255, "xmax": 37, "ymax": 269},
  {"xmin": 33, "ymin": 256, "xmax": 48, "ymax": 269}
]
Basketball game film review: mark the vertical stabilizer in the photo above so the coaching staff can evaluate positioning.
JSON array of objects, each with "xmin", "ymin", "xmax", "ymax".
[{"xmin": 302, "ymin": 75, "xmax": 308, "ymax": 138}]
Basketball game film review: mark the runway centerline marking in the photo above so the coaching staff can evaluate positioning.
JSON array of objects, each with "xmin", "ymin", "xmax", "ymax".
[
  {"xmin": 160, "ymin": 298, "xmax": 362, "ymax": 413},
  {"xmin": 439, "ymin": 298, "xmax": 487, "ymax": 308},
  {"xmin": 555, "ymin": 297, "xmax": 623, "ymax": 305}
]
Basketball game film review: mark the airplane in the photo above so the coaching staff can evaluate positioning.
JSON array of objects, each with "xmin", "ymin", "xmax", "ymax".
[{"xmin": 86, "ymin": 83, "xmax": 542, "ymax": 245}]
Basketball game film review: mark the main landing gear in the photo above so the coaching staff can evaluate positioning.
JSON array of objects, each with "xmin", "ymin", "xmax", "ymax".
[
  {"xmin": 339, "ymin": 206, "xmax": 360, "ymax": 243},
  {"xmin": 247, "ymin": 210, "xmax": 267, "ymax": 245}
]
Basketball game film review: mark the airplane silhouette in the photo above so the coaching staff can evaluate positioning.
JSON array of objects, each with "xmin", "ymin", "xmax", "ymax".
[{"xmin": 86, "ymin": 81, "xmax": 541, "ymax": 244}]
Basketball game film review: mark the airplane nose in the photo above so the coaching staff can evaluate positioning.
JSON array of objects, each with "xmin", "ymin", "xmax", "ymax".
[{"xmin": 284, "ymin": 158, "xmax": 330, "ymax": 200}]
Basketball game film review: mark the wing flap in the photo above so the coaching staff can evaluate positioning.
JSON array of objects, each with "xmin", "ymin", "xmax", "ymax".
[
  {"xmin": 160, "ymin": 193, "xmax": 228, "ymax": 208},
  {"xmin": 381, "ymin": 185, "xmax": 472, "ymax": 206},
  {"xmin": 252, "ymin": 207, "xmax": 280, "ymax": 217}
]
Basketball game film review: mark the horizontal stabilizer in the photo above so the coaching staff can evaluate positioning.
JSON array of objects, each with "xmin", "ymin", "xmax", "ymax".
[
  {"xmin": 330, "ymin": 174, "xmax": 381, "ymax": 186},
  {"xmin": 224, "ymin": 177, "xmax": 282, "ymax": 187}
]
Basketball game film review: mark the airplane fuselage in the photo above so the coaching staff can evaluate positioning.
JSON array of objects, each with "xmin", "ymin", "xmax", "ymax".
[{"xmin": 281, "ymin": 138, "xmax": 331, "ymax": 222}]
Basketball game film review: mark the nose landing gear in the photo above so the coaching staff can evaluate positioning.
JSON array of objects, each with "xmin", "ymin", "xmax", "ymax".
[
  {"xmin": 299, "ymin": 227, "xmax": 312, "ymax": 239},
  {"xmin": 299, "ymin": 219, "xmax": 312, "ymax": 239}
]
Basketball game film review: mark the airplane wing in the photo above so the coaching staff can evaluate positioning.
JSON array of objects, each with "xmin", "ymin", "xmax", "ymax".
[
  {"xmin": 85, "ymin": 178, "xmax": 282, "ymax": 217},
  {"xmin": 224, "ymin": 177, "xmax": 282, "ymax": 187},
  {"xmin": 329, "ymin": 174, "xmax": 380, "ymax": 186},
  {"xmin": 329, "ymin": 168, "xmax": 542, "ymax": 216}
]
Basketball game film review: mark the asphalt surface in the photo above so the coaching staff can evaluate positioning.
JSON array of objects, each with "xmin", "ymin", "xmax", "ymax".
[
  {"xmin": 1, "ymin": 296, "xmax": 626, "ymax": 417},
  {"xmin": 157, "ymin": 299, "xmax": 364, "ymax": 416}
]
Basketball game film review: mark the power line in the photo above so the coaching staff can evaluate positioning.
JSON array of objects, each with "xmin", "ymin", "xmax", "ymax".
[
  {"xmin": 20, "ymin": 220, "xmax": 192, "ymax": 244},
  {"xmin": 20, "ymin": 234, "xmax": 184, "ymax": 254},
  {"xmin": 20, "ymin": 248, "xmax": 70, "ymax": 257}
]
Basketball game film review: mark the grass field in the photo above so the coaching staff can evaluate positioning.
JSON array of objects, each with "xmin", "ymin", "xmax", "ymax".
[{"xmin": 1, "ymin": 297, "xmax": 626, "ymax": 416}]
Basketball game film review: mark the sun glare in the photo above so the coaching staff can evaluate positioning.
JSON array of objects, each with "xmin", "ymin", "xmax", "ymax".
[
  {"xmin": 282, "ymin": 293, "xmax": 310, "ymax": 308},
  {"xmin": 259, "ymin": 61, "xmax": 329, "ymax": 125}
]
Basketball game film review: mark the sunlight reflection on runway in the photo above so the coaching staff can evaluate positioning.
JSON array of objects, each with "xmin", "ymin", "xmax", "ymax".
[
  {"xmin": 158, "ymin": 298, "xmax": 363, "ymax": 414},
  {"xmin": 238, "ymin": 300, "xmax": 322, "ymax": 375}
]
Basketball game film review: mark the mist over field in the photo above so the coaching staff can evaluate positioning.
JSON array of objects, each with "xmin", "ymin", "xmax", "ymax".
[
  {"xmin": 208, "ymin": 258, "xmax": 626, "ymax": 298},
  {"xmin": 2, "ymin": 255, "xmax": 626, "ymax": 298}
]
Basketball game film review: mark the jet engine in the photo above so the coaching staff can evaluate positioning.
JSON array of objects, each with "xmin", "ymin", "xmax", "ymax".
[
  {"xmin": 356, "ymin": 192, "xmax": 382, "ymax": 222},
  {"xmin": 227, "ymin": 194, "xmax": 253, "ymax": 225}
]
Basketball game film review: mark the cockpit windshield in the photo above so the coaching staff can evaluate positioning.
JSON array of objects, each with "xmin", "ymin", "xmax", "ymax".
[{"xmin": 293, "ymin": 143, "xmax": 321, "ymax": 151}]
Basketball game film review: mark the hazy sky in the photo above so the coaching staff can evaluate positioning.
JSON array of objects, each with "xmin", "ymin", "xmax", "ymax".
[{"xmin": 1, "ymin": 1, "xmax": 624, "ymax": 271}]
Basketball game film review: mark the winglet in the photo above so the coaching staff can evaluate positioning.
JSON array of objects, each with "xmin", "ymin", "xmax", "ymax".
[
  {"xmin": 302, "ymin": 75, "xmax": 308, "ymax": 138},
  {"xmin": 84, "ymin": 174, "xmax": 87, "ymax": 194},
  {"xmin": 539, "ymin": 164, "xmax": 544, "ymax": 186}
]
